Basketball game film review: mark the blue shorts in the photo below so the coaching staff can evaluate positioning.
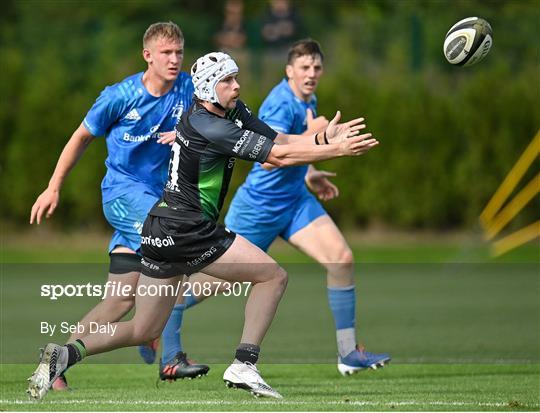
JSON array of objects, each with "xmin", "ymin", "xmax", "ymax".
[
  {"xmin": 102, "ymin": 191, "xmax": 160, "ymax": 254},
  {"xmin": 225, "ymin": 190, "xmax": 326, "ymax": 252}
]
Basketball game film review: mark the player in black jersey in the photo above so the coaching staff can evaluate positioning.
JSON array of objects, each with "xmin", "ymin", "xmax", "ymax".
[{"xmin": 26, "ymin": 52, "xmax": 378, "ymax": 400}]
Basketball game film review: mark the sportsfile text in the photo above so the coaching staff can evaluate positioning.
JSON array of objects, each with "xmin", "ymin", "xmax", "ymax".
[
  {"xmin": 40, "ymin": 281, "xmax": 182, "ymax": 301},
  {"xmin": 40, "ymin": 281, "xmax": 252, "ymax": 301}
]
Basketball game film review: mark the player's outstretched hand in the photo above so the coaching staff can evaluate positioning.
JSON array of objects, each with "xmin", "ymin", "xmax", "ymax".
[
  {"xmin": 30, "ymin": 188, "xmax": 60, "ymax": 224},
  {"xmin": 339, "ymin": 132, "xmax": 379, "ymax": 157},
  {"xmin": 157, "ymin": 131, "xmax": 177, "ymax": 146},
  {"xmin": 306, "ymin": 108, "xmax": 329, "ymax": 135},
  {"xmin": 306, "ymin": 169, "xmax": 339, "ymax": 201},
  {"xmin": 325, "ymin": 111, "xmax": 367, "ymax": 144}
]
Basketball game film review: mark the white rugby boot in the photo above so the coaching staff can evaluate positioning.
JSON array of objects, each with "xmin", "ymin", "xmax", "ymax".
[
  {"xmin": 27, "ymin": 343, "xmax": 69, "ymax": 400},
  {"xmin": 223, "ymin": 362, "xmax": 282, "ymax": 399}
]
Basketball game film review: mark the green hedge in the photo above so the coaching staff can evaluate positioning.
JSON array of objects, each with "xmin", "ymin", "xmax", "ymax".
[{"xmin": 1, "ymin": 0, "xmax": 538, "ymax": 230}]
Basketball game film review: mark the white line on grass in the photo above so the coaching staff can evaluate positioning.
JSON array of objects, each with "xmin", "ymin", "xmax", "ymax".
[{"xmin": 2, "ymin": 399, "xmax": 538, "ymax": 408}]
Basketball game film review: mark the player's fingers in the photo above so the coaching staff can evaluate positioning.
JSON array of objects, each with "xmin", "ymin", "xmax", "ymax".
[
  {"xmin": 360, "ymin": 139, "xmax": 379, "ymax": 152},
  {"xmin": 158, "ymin": 131, "xmax": 176, "ymax": 145},
  {"xmin": 350, "ymin": 138, "xmax": 378, "ymax": 154},
  {"xmin": 349, "ymin": 124, "xmax": 366, "ymax": 133},
  {"xmin": 34, "ymin": 205, "xmax": 44, "ymax": 225},
  {"xmin": 356, "ymin": 138, "xmax": 378, "ymax": 147},
  {"xmin": 346, "ymin": 117, "xmax": 365, "ymax": 127},
  {"xmin": 320, "ymin": 171, "xmax": 337, "ymax": 177},
  {"xmin": 329, "ymin": 110, "xmax": 341, "ymax": 126},
  {"xmin": 306, "ymin": 108, "xmax": 314, "ymax": 123},
  {"xmin": 324, "ymin": 183, "xmax": 336, "ymax": 198},
  {"xmin": 349, "ymin": 132, "xmax": 372, "ymax": 141},
  {"xmin": 365, "ymin": 138, "xmax": 379, "ymax": 147},
  {"xmin": 157, "ymin": 131, "xmax": 173, "ymax": 138},
  {"xmin": 30, "ymin": 203, "xmax": 39, "ymax": 224},
  {"xmin": 46, "ymin": 203, "xmax": 57, "ymax": 218}
]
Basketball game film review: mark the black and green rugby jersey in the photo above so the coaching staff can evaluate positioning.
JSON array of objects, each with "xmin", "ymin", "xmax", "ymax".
[{"xmin": 150, "ymin": 100, "xmax": 277, "ymax": 222}]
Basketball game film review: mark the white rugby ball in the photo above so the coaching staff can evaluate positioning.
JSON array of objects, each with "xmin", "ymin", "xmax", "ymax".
[{"xmin": 444, "ymin": 17, "xmax": 493, "ymax": 66}]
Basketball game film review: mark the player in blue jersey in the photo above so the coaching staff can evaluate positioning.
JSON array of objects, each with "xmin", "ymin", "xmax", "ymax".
[
  {"xmin": 29, "ymin": 22, "xmax": 209, "ymax": 388},
  {"xmin": 225, "ymin": 39, "xmax": 391, "ymax": 375},
  {"xmin": 26, "ymin": 51, "xmax": 379, "ymax": 401}
]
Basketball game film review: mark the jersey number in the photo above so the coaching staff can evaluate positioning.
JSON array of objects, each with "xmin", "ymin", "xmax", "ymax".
[{"xmin": 166, "ymin": 142, "xmax": 181, "ymax": 191}]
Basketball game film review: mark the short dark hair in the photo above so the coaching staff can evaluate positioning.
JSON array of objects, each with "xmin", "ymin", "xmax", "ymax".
[
  {"xmin": 287, "ymin": 39, "xmax": 324, "ymax": 65},
  {"xmin": 143, "ymin": 21, "xmax": 184, "ymax": 48}
]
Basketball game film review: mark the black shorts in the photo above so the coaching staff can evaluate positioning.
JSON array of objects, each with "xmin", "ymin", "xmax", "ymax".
[{"xmin": 140, "ymin": 215, "xmax": 236, "ymax": 278}]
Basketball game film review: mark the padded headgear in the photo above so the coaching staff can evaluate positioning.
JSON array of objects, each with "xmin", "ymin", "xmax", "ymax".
[{"xmin": 191, "ymin": 52, "xmax": 239, "ymax": 105}]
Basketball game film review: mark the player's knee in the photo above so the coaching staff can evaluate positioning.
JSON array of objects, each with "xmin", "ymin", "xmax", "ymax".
[
  {"xmin": 323, "ymin": 247, "xmax": 354, "ymax": 275},
  {"xmin": 101, "ymin": 294, "xmax": 135, "ymax": 318},
  {"xmin": 252, "ymin": 264, "xmax": 288, "ymax": 287},
  {"xmin": 328, "ymin": 246, "xmax": 354, "ymax": 266},
  {"xmin": 338, "ymin": 247, "xmax": 354, "ymax": 267},
  {"xmin": 273, "ymin": 266, "xmax": 288, "ymax": 290}
]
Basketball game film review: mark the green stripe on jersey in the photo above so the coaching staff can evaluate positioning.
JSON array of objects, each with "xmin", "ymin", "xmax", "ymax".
[{"xmin": 198, "ymin": 157, "xmax": 226, "ymax": 220}]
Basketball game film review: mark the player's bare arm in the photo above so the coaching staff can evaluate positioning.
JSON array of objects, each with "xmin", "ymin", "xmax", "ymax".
[
  {"xmin": 273, "ymin": 110, "xmax": 366, "ymax": 146},
  {"xmin": 260, "ymin": 108, "xmax": 328, "ymax": 170},
  {"xmin": 30, "ymin": 123, "xmax": 94, "ymax": 224},
  {"xmin": 266, "ymin": 131, "xmax": 378, "ymax": 167}
]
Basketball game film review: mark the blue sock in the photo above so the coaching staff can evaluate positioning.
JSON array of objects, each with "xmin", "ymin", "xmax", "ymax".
[
  {"xmin": 161, "ymin": 304, "xmax": 185, "ymax": 365},
  {"xmin": 183, "ymin": 291, "xmax": 198, "ymax": 309},
  {"xmin": 327, "ymin": 286, "xmax": 356, "ymax": 329},
  {"xmin": 161, "ymin": 291, "xmax": 201, "ymax": 365},
  {"xmin": 327, "ymin": 286, "xmax": 357, "ymax": 357}
]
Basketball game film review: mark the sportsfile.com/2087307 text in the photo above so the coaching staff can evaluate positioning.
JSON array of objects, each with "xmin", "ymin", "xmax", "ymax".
[{"xmin": 40, "ymin": 281, "xmax": 251, "ymax": 301}]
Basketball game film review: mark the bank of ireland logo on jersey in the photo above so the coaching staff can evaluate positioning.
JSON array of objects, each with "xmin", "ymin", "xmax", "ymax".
[
  {"xmin": 124, "ymin": 108, "xmax": 141, "ymax": 121},
  {"xmin": 172, "ymin": 103, "xmax": 184, "ymax": 121}
]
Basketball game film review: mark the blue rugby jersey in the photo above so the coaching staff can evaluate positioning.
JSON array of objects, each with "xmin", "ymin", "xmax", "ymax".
[
  {"xmin": 83, "ymin": 72, "xmax": 193, "ymax": 203},
  {"xmin": 238, "ymin": 79, "xmax": 317, "ymax": 211}
]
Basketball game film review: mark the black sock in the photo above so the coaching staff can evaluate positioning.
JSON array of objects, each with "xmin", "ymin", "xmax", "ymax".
[
  {"xmin": 235, "ymin": 343, "xmax": 260, "ymax": 364},
  {"xmin": 66, "ymin": 339, "xmax": 86, "ymax": 367}
]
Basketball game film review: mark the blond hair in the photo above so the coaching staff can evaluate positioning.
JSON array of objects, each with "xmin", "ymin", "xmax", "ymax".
[{"xmin": 143, "ymin": 22, "xmax": 183, "ymax": 48}]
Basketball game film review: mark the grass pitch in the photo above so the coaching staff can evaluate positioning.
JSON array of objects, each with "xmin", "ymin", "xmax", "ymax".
[
  {"xmin": 1, "ymin": 364, "xmax": 539, "ymax": 411},
  {"xmin": 1, "ymin": 233, "xmax": 539, "ymax": 411}
]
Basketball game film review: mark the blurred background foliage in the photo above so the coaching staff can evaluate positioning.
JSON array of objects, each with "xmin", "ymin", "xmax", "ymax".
[{"xmin": 1, "ymin": 0, "xmax": 538, "ymax": 232}]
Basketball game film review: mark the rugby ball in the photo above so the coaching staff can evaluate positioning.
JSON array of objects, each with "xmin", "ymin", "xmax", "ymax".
[{"xmin": 443, "ymin": 17, "xmax": 493, "ymax": 66}]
